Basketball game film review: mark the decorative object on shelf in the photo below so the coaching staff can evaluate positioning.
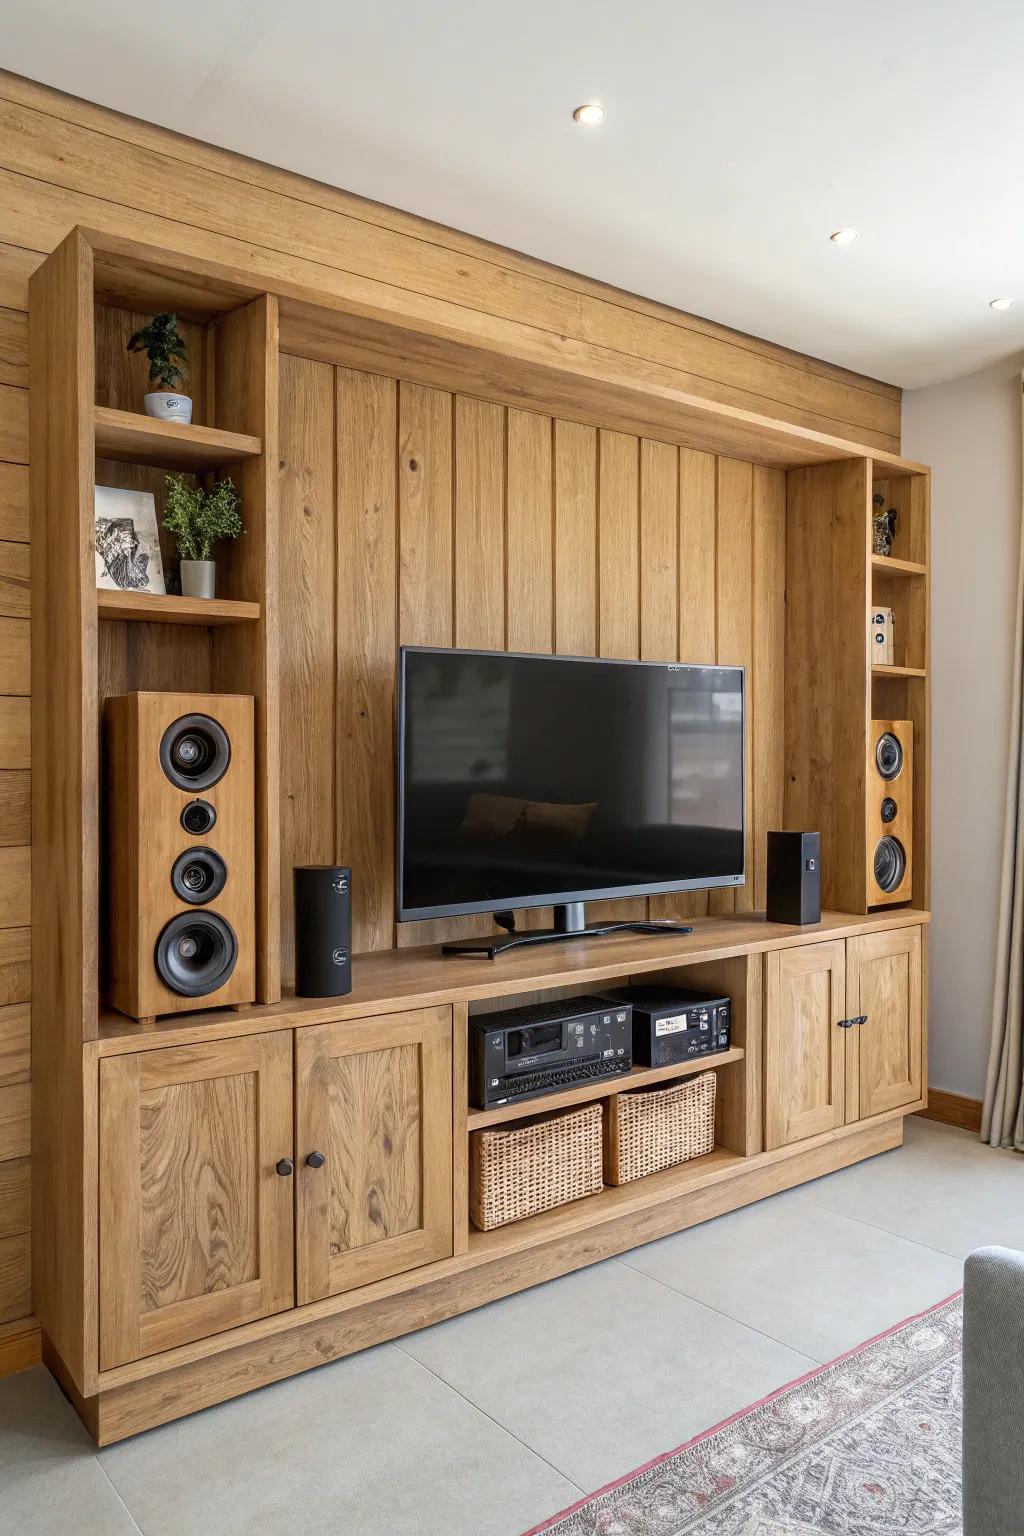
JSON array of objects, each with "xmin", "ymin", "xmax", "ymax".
[
  {"xmin": 94, "ymin": 484, "xmax": 166, "ymax": 594},
  {"xmin": 293, "ymin": 865, "xmax": 352, "ymax": 998},
  {"xmin": 871, "ymin": 605, "xmax": 895, "ymax": 665},
  {"xmin": 162, "ymin": 472, "xmax": 243, "ymax": 598},
  {"xmin": 872, "ymin": 491, "xmax": 898, "ymax": 556},
  {"xmin": 604, "ymin": 1070, "xmax": 716, "ymax": 1185},
  {"xmin": 126, "ymin": 312, "xmax": 192, "ymax": 423},
  {"xmin": 470, "ymin": 1102, "xmax": 603, "ymax": 1230}
]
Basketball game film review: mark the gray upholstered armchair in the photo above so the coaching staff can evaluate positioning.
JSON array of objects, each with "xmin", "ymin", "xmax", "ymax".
[{"xmin": 962, "ymin": 1245, "xmax": 1024, "ymax": 1536}]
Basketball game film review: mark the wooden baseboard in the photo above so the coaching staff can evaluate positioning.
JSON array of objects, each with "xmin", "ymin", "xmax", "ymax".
[
  {"xmin": 0, "ymin": 1316, "xmax": 42, "ymax": 1379},
  {"xmin": 917, "ymin": 1090, "xmax": 983, "ymax": 1134}
]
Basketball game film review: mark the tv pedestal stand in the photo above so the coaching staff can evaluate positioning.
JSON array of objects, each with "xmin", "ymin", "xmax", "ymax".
[{"xmin": 440, "ymin": 902, "xmax": 693, "ymax": 958}]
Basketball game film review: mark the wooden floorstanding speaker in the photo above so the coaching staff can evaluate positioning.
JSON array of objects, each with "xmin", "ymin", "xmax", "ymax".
[
  {"xmin": 105, "ymin": 692, "xmax": 256, "ymax": 1020},
  {"xmin": 868, "ymin": 718, "xmax": 913, "ymax": 906}
]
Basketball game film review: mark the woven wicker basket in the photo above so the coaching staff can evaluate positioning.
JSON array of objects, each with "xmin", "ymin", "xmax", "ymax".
[
  {"xmin": 604, "ymin": 1071, "xmax": 716, "ymax": 1186},
  {"xmin": 469, "ymin": 1102, "xmax": 604, "ymax": 1231}
]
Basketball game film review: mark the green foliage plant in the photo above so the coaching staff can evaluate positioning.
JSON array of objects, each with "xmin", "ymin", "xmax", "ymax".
[
  {"xmin": 162, "ymin": 473, "xmax": 243, "ymax": 563},
  {"xmin": 126, "ymin": 313, "xmax": 189, "ymax": 391}
]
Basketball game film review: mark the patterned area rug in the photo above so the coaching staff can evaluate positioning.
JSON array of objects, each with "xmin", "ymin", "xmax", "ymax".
[{"xmin": 524, "ymin": 1292, "xmax": 962, "ymax": 1535}]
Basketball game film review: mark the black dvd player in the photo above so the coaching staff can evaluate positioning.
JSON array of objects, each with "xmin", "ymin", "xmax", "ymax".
[
  {"xmin": 600, "ymin": 984, "xmax": 731, "ymax": 1068},
  {"xmin": 469, "ymin": 994, "xmax": 633, "ymax": 1109}
]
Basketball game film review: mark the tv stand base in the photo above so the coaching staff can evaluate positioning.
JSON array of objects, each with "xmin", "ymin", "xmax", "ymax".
[{"xmin": 441, "ymin": 920, "xmax": 694, "ymax": 958}]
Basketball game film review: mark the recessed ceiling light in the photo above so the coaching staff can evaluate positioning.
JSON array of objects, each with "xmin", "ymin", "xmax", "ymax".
[
  {"xmin": 990, "ymin": 297, "xmax": 1013, "ymax": 311},
  {"xmin": 830, "ymin": 228, "xmax": 859, "ymax": 246},
  {"xmin": 573, "ymin": 103, "xmax": 605, "ymax": 126}
]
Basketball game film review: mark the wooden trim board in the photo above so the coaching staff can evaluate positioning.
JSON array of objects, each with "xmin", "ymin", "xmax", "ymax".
[
  {"xmin": 917, "ymin": 1090, "xmax": 982, "ymax": 1135},
  {"xmin": 0, "ymin": 1314, "xmax": 40, "ymax": 1378}
]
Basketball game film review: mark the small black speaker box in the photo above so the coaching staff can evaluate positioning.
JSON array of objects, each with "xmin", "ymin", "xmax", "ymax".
[
  {"xmin": 766, "ymin": 832, "xmax": 821, "ymax": 925},
  {"xmin": 294, "ymin": 865, "xmax": 352, "ymax": 997}
]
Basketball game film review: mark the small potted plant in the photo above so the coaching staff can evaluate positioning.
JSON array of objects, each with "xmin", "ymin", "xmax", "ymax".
[
  {"xmin": 162, "ymin": 473, "xmax": 243, "ymax": 598},
  {"xmin": 126, "ymin": 313, "xmax": 192, "ymax": 423}
]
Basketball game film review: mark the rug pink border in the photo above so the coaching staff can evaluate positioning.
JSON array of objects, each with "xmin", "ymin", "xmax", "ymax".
[{"xmin": 521, "ymin": 1287, "xmax": 964, "ymax": 1536}]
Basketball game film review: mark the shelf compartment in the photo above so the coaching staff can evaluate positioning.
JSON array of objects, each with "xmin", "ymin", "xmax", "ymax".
[
  {"xmin": 97, "ymin": 589, "xmax": 261, "ymax": 626},
  {"xmin": 872, "ymin": 664, "xmax": 927, "ymax": 679},
  {"xmin": 467, "ymin": 1046, "xmax": 745, "ymax": 1130},
  {"xmin": 94, "ymin": 406, "xmax": 262, "ymax": 471},
  {"xmin": 871, "ymin": 554, "xmax": 927, "ymax": 579}
]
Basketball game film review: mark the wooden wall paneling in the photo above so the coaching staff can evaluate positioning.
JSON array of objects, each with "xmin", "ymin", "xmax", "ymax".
[
  {"xmin": 0, "ymin": 1157, "xmax": 29, "ymax": 1236},
  {"xmin": 0, "ymin": 241, "xmax": 39, "ymax": 312},
  {"xmin": 0, "ymin": 461, "xmax": 28, "ymax": 542},
  {"xmin": 553, "ymin": 419, "xmax": 597, "ymax": 657},
  {"xmin": 278, "ymin": 354, "xmax": 336, "ymax": 984},
  {"xmin": 0, "ymin": 538, "xmax": 29, "ymax": 617},
  {"xmin": 0, "ymin": 928, "xmax": 30, "ymax": 1005},
  {"xmin": 0, "ymin": 616, "xmax": 29, "ymax": 694},
  {"xmin": 335, "ymin": 368, "xmax": 397, "ymax": 955},
  {"xmin": 639, "ymin": 439, "xmax": 678, "ymax": 663},
  {"xmin": 210, "ymin": 294, "xmax": 281, "ymax": 1002},
  {"xmin": 709, "ymin": 458, "xmax": 753, "ymax": 915},
  {"xmin": 0, "ymin": 383, "xmax": 28, "ymax": 464},
  {"xmin": 454, "ymin": 396, "xmax": 505, "ymax": 651},
  {"xmin": 0, "ymin": 697, "xmax": 29, "ymax": 769},
  {"xmin": 0, "ymin": 773, "xmax": 29, "ymax": 846},
  {"xmin": 597, "ymin": 429, "xmax": 645, "ymax": 921},
  {"xmin": 0, "ymin": 306, "xmax": 27, "ymax": 388},
  {"xmin": 751, "ymin": 467, "xmax": 786, "ymax": 908},
  {"xmin": 785, "ymin": 459, "xmax": 870, "ymax": 914},
  {"xmin": 506, "ymin": 408, "xmax": 555, "ymax": 931},
  {"xmin": 0, "ymin": 1081, "xmax": 29, "ymax": 1160},
  {"xmin": 0, "ymin": 1231, "xmax": 29, "ymax": 1323},
  {"xmin": 29, "ymin": 229, "xmax": 97, "ymax": 1388},
  {"xmin": 0, "ymin": 1002, "xmax": 29, "ymax": 1083}
]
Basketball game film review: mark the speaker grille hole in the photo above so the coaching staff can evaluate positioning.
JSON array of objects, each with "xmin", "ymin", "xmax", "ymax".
[
  {"xmin": 880, "ymin": 796, "xmax": 898, "ymax": 824},
  {"xmin": 160, "ymin": 714, "xmax": 231, "ymax": 791},
  {"xmin": 181, "ymin": 799, "xmax": 217, "ymax": 836},
  {"xmin": 155, "ymin": 912, "xmax": 238, "ymax": 997},
  {"xmin": 874, "ymin": 835, "xmax": 906, "ymax": 894},
  {"xmin": 171, "ymin": 847, "xmax": 228, "ymax": 905},
  {"xmin": 875, "ymin": 731, "xmax": 904, "ymax": 781}
]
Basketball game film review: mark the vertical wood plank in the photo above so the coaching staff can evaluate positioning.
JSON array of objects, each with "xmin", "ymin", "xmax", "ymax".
[
  {"xmin": 710, "ymin": 457, "xmax": 753, "ymax": 914},
  {"xmin": 639, "ymin": 440, "xmax": 678, "ymax": 663},
  {"xmin": 506, "ymin": 409, "xmax": 553, "ymax": 654},
  {"xmin": 278, "ymin": 354, "xmax": 335, "ymax": 983},
  {"xmin": 454, "ymin": 396, "xmax": 504, "ymax": 650},
  {"xmin": 751, "ymin": 466, "xmax": 786, "ymax": 909},
  {"xmin": 553, "ymin": 420, "xmax": 597, "ymax": 657},
  {"xmin": 678, "ymin": 448, "xmax": 717, "ymax": 666},
  {"xmin": 336, "ymin": 368, "xmax": 397, "ymax": 954}
]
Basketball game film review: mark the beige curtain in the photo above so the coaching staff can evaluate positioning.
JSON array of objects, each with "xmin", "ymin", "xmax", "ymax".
[{"xmin": 983, "ymin": 374, "xmax": 1024, "ymax": 1151}]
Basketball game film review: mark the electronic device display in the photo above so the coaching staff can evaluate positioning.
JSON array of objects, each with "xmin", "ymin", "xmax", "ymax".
[
  {"xmin": 397, "ymin": 647, "xmax": 745, "ymax": 922},
  {"xmin": 601, "ymin": 984, "xmax": 731, "ymax": 1069},
  {"xmin": 469, "ymin": 995, "xmax": 633, "ymax": 1109}
]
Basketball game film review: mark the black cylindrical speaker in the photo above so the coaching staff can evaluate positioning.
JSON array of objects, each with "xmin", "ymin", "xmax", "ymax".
[{"xmin": 294, "ymin": 866, "xmax": 352, "ymax": 998}]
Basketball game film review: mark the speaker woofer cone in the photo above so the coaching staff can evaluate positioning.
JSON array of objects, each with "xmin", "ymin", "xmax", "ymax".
[
  {"xmin": 875, "ymin": 731, "xmax": 904, "ymax": 781},
  {"xmin": 159, "ymin": 714, "xmax": 231, "ymax": 791},
  {"xmin": 170, "ymin": 847, "xmax": 228, "ymax": 905},
  {"xmin": 874, "ymin": 835, "xmax": 906, "ymax": 894},
  {"xmin": 155, "ymin": 912, "xmax": 238, "ymax": 997}
]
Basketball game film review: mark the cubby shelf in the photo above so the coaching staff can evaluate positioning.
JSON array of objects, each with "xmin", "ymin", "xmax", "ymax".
[
  {"xmin": 467, "ymin": 1046, "xmax": 745, "ymax": 1130},
  {"xmin": 94, "ymin": 405, "xmax": 262, "ymax": 471},
  {"xmin": 871, "ymin": 554, "xmax": 927, "ymax": 579},
  {"xmin": 872, "ymin": 664, "xmax": 927, "ymax": 679},
  {"xmin": 96, "ymin": 589, "xmax": 261, "ymax": 626}
]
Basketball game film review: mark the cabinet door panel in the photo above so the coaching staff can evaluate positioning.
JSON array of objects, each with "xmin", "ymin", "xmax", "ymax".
[
  {"xmin": 848, "ymin": 926, "xmax": 923, "ymax": 1119},
  {"xmin": 764, "ymin": 941, "xmax": 846, "ymax": 1150},
  {"xmin": 296, "ymin": 1007, "xmax": 453, "ymax": 1303},
  {"xmin": 99, "ymin": 1032, "xmax": 294, "ymax": 1370}
]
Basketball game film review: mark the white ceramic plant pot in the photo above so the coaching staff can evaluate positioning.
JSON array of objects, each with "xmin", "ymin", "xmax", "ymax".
[
  {"xmin": 180, "ymin": 560, "xmax": 216, "ymax": 599},
  {"xmin": 144, "ymin": 391, "xmax": 193, "ymax": 424}
]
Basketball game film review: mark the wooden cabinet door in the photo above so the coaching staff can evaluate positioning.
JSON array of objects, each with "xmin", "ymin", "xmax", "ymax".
[
  {"xmin": 764, "ymin": 941, "xmax": 847, "ymax": 1150},
  {"xmin": 848, "ymin": 926, "xmax": 923, "ymax": 1120},
  {"xmin": 295, "ymin": 1006, "xmax": 453, "ymax": 1303},
  {"xmin": 99, "ymin": 1032, "xmax": 294, "ymax": 1370}
]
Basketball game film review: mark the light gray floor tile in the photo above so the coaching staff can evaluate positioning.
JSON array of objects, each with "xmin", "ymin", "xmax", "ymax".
[
  {"xmin": 0, "ymin": 1366, "xmax": 142, "ymax": 1535},
  {"xmin": 620, "ymin": 1186, "xmax": 963, "ymax": 1361},
  {"xmin": 98, "ymin": 1340, "xmax": 576, "ymax": 1536},
  {"xmin": 399, "ymin": 1256, "xmax": 814, "ymax": 1491},
  {"xmin": 798, "ymin": 1116, "xmax": 1024, "ymax": 1258}
]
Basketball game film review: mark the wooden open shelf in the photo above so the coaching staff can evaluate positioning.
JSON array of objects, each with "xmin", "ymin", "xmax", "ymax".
[
  {"xmin": 94, "ymin": 405, "xmax": 262, "ymax": 471},
  {"xmin": 97, "ymin": 589, "xmax": 261, "ymax": 626},
  {"xmin": 467, "ymin": 1046, "xmax": 745, "ymax": 1129},
  {"xmin": 871, "ymin": 554, "xmax": 927, "ymax": 579},
  {"xmin": 872, "ymin": 664, "xmax": 927, "ymax": 679}
]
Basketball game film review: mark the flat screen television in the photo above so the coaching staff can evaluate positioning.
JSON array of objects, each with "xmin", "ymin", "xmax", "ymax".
[{"xmin": 397, "ymin": 648, "xmax": 744, "ymax": 940}]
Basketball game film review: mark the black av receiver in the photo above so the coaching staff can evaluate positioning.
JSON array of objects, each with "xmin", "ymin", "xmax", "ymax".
[
  {"xmin": 601, "ymin": 984, "xmax": 731, "ymax": 1068},
  {"xmin": 469, "ymin": 995, "xmax": 633, "ymax": 1109}
]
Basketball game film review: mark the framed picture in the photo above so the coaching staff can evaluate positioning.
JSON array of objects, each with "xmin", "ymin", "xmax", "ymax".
[{"xmin": 94, "ymin": 485, "xmax": 166, "ymax": 594}]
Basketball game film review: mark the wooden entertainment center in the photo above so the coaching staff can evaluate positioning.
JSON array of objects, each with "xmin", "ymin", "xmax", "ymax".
[{"xmin": 30, "ymin": 226, "xmax": 930, "ymax": 1443}]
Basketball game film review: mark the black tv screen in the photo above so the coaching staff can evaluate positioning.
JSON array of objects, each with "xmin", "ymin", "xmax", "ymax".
[{"xmin": 397, "ymin": 647, "xmax": 745, "ymax": 922}]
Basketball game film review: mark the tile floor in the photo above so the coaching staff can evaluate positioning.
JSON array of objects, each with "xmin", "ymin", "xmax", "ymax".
[{"xmin": 2, "ymin": 1117, "xmax": 1020, "ymax": 1536}]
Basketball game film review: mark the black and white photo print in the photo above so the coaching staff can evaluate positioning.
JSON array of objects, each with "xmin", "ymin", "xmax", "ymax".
[{"xmin": 94, "ymin": 484, "xmax": 166, "ymax": 594}]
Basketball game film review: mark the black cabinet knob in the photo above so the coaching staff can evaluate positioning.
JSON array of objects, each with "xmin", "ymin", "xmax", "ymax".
[
  {"xmin": 275, "ymin": 1157, "xmax": 294, "ymax": 1177},
  {"xmin": 306, "ymin": 1150, "xmax": 326, "ymax": 1169}
]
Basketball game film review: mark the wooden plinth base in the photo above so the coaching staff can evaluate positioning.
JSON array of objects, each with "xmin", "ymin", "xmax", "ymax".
[{"xmin": 50, "ymin": 1115, "xmax": 902, "ymax": 1445}]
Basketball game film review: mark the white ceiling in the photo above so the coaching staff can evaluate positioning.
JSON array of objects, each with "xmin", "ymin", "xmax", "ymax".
[{"xmin": 6, "ymin": 0, "xmax": 1024, "ymax": 388}]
